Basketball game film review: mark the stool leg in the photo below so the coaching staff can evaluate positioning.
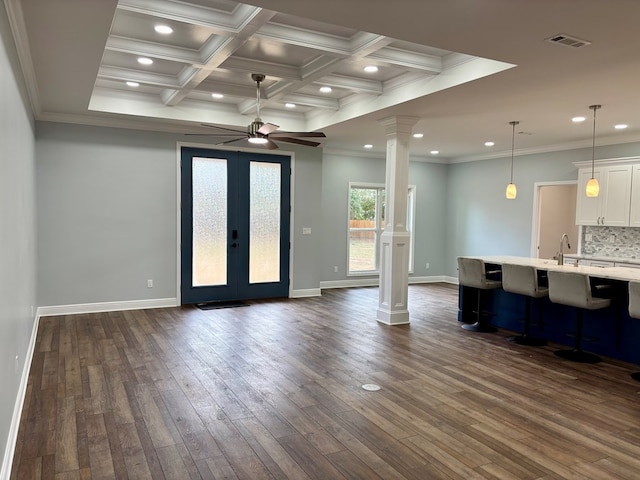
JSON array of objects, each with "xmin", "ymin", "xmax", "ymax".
[
  {"xmin": 554, "ymin": 309, "xmax": 602, "ymax": 363},
  {"xmin": 509, "ymin": 297, "xmax": 547, "ymax": 346},
  {"xmin": 461, "ymin": 288, "xmax": 497, "ymax": 333}
]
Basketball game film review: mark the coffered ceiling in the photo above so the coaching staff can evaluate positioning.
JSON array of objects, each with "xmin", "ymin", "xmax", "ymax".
[{"xmin": 7, "ymin": 0, "xmax": 640, "ymax": 161}]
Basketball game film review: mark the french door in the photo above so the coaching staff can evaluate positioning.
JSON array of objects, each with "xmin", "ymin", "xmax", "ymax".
[{"xmin": 181, "ymin": 147, "xmax": 290, "ymax": 304}]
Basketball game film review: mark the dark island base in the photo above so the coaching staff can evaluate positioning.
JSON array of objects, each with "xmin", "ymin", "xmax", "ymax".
[{"xmin": 458, "ymin": 278, "xmax": 640, "ymax": 366}]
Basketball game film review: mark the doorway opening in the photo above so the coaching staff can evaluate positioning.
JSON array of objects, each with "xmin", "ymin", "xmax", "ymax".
[{"xmin": 532, "ymin": 181, "xmax": 578, "ymax": 259}]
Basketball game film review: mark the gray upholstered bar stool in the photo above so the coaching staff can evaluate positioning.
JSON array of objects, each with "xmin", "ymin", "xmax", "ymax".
[
  {"xmin": 627, "ymin": 281, "xmax": 640, "ymax": 381},
  {"xmin": 501, "ymin": 263, "xmax": 548, "ymax": 346},
  {"xmin": 457, "ymin": 257, "xmax": 500, "ymax": 333},
  {"xmin": 547, "ymin": 270, "xmax": 610, "ymax": 364}
]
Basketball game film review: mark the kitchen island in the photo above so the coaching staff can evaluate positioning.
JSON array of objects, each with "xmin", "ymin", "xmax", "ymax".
[{"xmin": 457, "ymin": 256, "xmax": 640, "ymax": 365}]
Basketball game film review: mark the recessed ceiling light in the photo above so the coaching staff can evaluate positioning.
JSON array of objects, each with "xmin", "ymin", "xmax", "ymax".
[
  {"xmin": 430, "ymin": 150, "xmax": 439, "ymax": 155},
  {"xmin": 413, "ymin": 133, "xmax": 424, "ymax": 138},
  {"xmin": 364, "ymin": 65, "xmax": 378, "ymax": 73},
  {"xmin": 572, "ymin": 116, "xmax": 586, "ymax": 123},
  {"xmin": 154, "ymin": 25, "xmax": 173, "ymax": 34},
  {"xmin": 285, "ymin": 102, "xmax": 296, "ymax": 108},
  {"xmin": 137, "ymin": 57, "xmax": 153, "ymax": 65},
  {"xmin": 320, "ymin": 86, "xmax": 332, "ymax": 93},
  {"xmin": 364, "ymin": 144, "xmax": 373, "ymax": 149},
  {"xmin": 126, "ymin": 81, "xmax": 139, "ymax": 87},
  {"xmin": 211, "ymin": 93, "xmax": 224, "ymax": 99},
  {"xmin": 484, "ymin": 141, "xmax": 495, "ymax": 147},
  {"xmin": 615, "ymin": 124, "xmax": 628, "ymax": 130}
]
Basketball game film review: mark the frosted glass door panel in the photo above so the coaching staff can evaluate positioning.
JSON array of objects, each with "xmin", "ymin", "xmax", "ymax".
[
  {"xmin": 192, "ymin": 157, "xmax": 227, "ymax": 286},
  {"xmin": 250, "ymin": 161, "xmax": 281, "ymax": 284}
]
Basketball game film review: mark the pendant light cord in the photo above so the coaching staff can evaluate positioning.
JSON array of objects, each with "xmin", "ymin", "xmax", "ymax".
[
  {"xmin": 510, "ymin": 122, "xmax": 515, "ymax": 183},
  {"xmin": 509, "ymin": 121, "xmax": 519, "ymax": 183},
  {"xmin": 591, "ymin": 107, "xmax": 596, "ymax": 178},
  {"xmin": 589, "ymin": 104, "xmax": 601, "ymax": 178}
]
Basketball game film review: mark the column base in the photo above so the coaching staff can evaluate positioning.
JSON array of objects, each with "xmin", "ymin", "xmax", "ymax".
[{"xmin": 376, "ymin": 308, "xmax": 410, "ymax": 325}]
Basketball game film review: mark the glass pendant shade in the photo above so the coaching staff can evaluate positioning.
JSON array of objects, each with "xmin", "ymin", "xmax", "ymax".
[
  {"xmin": 505, "ymin": 182, "xmax": 517, "ymax": 199},
  {"xmin": 586, "ymin": 177, "xmax": 600, "ymax": 197}
]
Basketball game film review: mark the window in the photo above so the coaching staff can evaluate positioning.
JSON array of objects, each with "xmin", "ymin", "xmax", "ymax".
[{"xmin": 348, "ymin": 183, "xmax": 415, "ymax": 275}]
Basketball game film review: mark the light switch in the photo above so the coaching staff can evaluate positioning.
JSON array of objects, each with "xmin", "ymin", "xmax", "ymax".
[{"xmin": 302, "ymin": 227, "xmax": 311, "ymax": 235}]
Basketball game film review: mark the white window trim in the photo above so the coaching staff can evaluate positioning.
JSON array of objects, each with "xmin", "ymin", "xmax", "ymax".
[{"xmin": 347, "ymin": 182, "xmax": 416, "ymax": 276}]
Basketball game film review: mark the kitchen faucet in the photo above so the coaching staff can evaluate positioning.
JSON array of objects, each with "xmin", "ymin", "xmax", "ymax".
[{"xmin": 558, "ymin": 233, "xmax": 571, "ymax": 265}]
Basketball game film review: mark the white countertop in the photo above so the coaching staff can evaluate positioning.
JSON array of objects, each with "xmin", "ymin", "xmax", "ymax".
[
  {"xmin": 564, "ymin": 254, "xmax": 640, "ymax": 265},
  {"xmin": 469, "ymin": 255, "xmax": 640, "ymax": 282}
]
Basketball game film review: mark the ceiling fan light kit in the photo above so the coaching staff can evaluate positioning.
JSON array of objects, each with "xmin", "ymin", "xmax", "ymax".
[{"xmin": 188, "ymin": 73, "xmax": 326, "ymax": 150}]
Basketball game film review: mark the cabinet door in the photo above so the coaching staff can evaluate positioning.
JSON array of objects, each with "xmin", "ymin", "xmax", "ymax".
[
  {"xmin": 630, "ymin": 165, "xmax": 640, "ymax": 227},
  {"xmin": 601, "ymin": 165, "xmax": 632, "ymax": 226},
  {"xmin": 575, "ymin": 168, "xmax": 602, "ymax": 225}
]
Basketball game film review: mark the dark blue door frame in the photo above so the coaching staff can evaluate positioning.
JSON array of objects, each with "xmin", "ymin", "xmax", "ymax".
[{"xmin": 180, "ymin": 147, "xmax": 291, "ymax": 304}]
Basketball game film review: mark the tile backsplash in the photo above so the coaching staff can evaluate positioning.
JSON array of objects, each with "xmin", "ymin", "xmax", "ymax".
[{"xmin": 582, "ymin": 226, "xmax": 640, "ymax": 259}]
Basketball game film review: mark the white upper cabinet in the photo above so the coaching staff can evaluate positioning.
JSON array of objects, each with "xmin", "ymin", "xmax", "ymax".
[
  {"xmin": 576, "ymin": 164, "xmax": 632, "ymax": 226},
  {"xmin": 630, "ymin": 165, "xmax": 640, "ymax": 227}
]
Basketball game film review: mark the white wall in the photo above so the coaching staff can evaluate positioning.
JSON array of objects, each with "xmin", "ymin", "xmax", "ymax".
[{"xmin": 0, "ymin": 3, "xmax": 36, "ymax": 475}]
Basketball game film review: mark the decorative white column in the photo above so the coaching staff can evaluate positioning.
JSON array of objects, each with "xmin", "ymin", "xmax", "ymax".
[{"xmin": 377, "ymin": 116, "xmax": 419, "ymax": 325}]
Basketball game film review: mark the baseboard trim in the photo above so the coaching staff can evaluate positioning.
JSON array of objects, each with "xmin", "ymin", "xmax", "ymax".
[
  {"xmin": 38, "ymin": 298, "xmax": 179, "ymax": 317},
  {"xmin": 290, "ymin": 288, "xmax": 322, "ymax": 298},
  {"xmin": 320, "ymin": 275, "xmax": 455, "ymax": 290},
  {"xmin": 1, "ymin": 313, "xmax": 40, "ymax": 480}
]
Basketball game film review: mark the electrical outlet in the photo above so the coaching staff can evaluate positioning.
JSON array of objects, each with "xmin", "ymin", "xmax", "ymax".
[
  {"xmin": 585, "ymin": 234, "xmax": 593, "ymax": 242},
  {"xmin": 333, "ymin": 266, "xmax": 338, "ymax": 273},
  {"xmin": 302, "ymin": 227, "xmax": 311, "ymax": 235},
  {"xmin": 147, "ymin": 279, "xmax": 153, "ymax": 288},
  {"xmin": 609, "ymin": 235, "xmax": 616, "ymax": 243},
  {"xmin": 425, "ymin": 262, "xmax": 430, "ymax": 269}
]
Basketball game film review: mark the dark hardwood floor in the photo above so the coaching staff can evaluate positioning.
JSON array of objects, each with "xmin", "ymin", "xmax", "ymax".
[{"xmin": 10, "ymin": 283, "xmax": 640, "ymax": 479}]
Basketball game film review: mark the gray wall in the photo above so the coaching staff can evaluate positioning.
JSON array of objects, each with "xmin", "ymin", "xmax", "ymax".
[
  {"xmin": 444, "ymin": 142, "xmax": 640, "ymax": 277},
  {"xmin": 36, "ymin": 123, "xmax": 178, "ymax": 305},
  {"xmin": 0, "ymin": 3, "xmax": 36, "ymax": 471},
  {"xmin": 321, "ymin": 153, "xmax": 448, "ymax": 281},
  {"xmin": 36, "ymin": 123, "xmax": 324, "ymax": 306}
]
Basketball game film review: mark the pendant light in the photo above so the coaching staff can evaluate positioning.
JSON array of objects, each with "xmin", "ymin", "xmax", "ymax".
[
  {"xmin": 585, "ymin": 104, "xmax": 601, "ymax": 197},
  {"xmin": 505, "ymin": 120, "xmax": 519, "ymax": 199}
]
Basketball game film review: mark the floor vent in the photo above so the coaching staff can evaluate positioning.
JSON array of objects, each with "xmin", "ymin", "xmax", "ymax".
[{"xmin": 546, "ymin": 34, "xmax": 591, "ymax": 48}]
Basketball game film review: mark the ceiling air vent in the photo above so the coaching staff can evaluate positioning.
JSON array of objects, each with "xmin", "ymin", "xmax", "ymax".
[{"xmin": 546, "ymin": 34, "xmax": 591, "ymax": 48}]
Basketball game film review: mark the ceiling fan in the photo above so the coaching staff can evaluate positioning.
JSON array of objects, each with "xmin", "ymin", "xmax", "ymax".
[{"xmin": 188, "ymin": 73, "xmax": 326, "ymax": 149}]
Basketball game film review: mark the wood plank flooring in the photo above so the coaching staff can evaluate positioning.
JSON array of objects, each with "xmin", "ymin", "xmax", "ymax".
[{"xmin": 10, "ymin": 283, "xmax": 640, "ymax": 479}]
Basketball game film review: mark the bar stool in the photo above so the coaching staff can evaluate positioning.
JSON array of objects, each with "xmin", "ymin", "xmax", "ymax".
[
  {"xmin": 501, "ymin": 263, "xmax": 548, "ymax": 346},
  {"xmin": 547, "ymin": 270, "xmax": 610, "ymax": 364},
  {"xmin": 627, "ymin": 281, "xmax": 640, "ymax": 381},
  {"xmin": 457, "ymin": 257, "xmax": 500, "ymax": 333}
]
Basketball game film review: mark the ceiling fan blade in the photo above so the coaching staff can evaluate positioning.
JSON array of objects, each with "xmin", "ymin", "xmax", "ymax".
[
  {"xmin": 201, "ymin": 123, "xmax": 246, "ymax": 134},
  {"xmin": 274, "ymin": 137, "xmax": 321, "ymax": 147},
  {"xmin": 184, "ymin": 133, "xmax": 246, "ymax": 137},
  {"xmin": 257, "ymin": 123, "xmax": 279, "ymax": 135},
  {"xmin": 215, "ymin": 138, "xmax": 247, "ymax": 146},
  {"xmin": 268, "ymin": 131, "xmax": 326, "ymax": 138}
]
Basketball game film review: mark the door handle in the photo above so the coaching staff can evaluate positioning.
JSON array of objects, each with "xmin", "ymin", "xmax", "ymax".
[{"xmin": 230, "ymin": 242, "xmax": 238, "ymax": 248}]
